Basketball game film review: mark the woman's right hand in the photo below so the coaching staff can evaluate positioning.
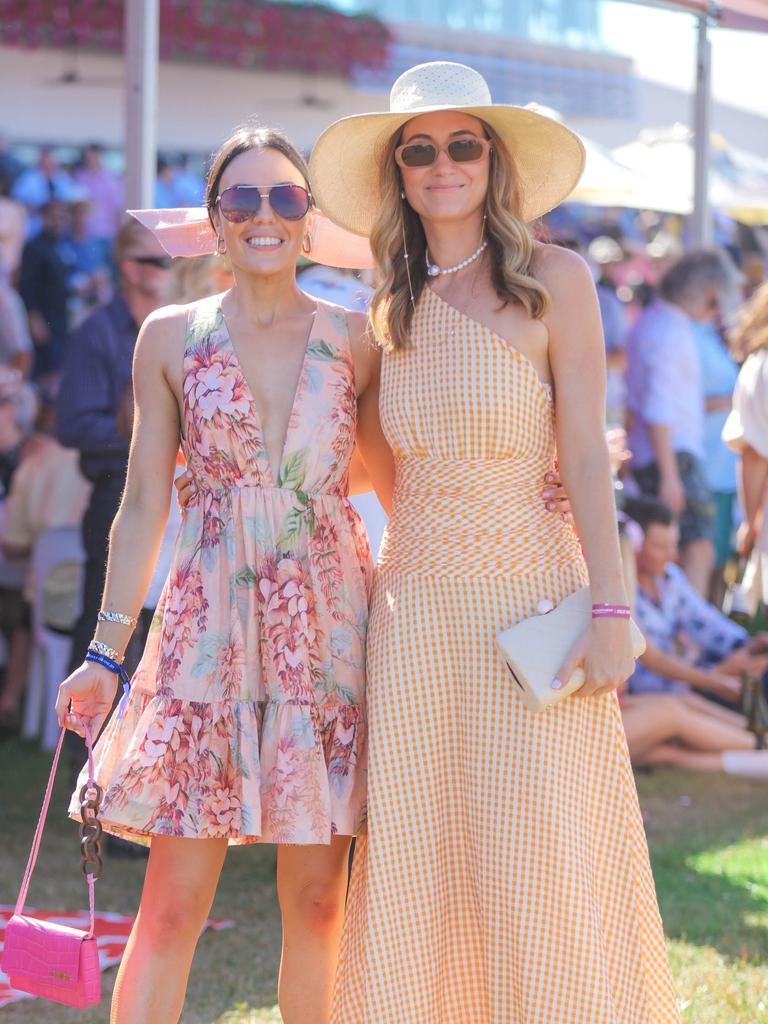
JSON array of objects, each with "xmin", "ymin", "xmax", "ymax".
[
  {"xmin": 55, "ymin": 663, "xmax": 118, "ymax": 739},
  {"xmin": 174, "ymin": 469, "xmax": 196, "ymax": 509}
]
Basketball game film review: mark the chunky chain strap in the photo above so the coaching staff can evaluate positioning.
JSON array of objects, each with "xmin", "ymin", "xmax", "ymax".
[{"xmin": 78, "ymin": 728, "xmax": 103, "ymax": 886}]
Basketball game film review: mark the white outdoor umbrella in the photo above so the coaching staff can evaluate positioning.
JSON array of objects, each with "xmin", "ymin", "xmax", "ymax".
[
  {"xmin": 612, "ymin": 124, "xmax": 745, "ymax": 217},
  {"xmin": 571, "ymin": 135, "xmax": 691, "ymax": 213},
  {"xmin": 524, "ymin": 103, "xmax": 688, "ymax": 213}
]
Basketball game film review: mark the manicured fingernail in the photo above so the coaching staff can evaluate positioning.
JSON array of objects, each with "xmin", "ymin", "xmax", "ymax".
[
  {"xmin": 542, "ymin": 489, "xmax": 552, "ymax": 498},
  {"xmin": 545, "ymin": 473, "xmax": 554, "ymax": 482},
  {"xmin": 547, "ymin": 501, "xmax": 555, "ymax": 510},
  {"xmin": 551, "ymin": 678, "xmax": 563, "ymax": 690}
]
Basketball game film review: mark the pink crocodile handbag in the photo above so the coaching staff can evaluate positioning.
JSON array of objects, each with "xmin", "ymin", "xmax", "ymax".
[{"xmin": 2, "ymin": 725, "xmax": 102, "ymax": 1007}]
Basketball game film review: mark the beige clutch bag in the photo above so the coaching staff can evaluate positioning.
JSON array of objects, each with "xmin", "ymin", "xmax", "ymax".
[{"xmin": 495, "ymin": 587, "xmax": 646, "ymax": 714}]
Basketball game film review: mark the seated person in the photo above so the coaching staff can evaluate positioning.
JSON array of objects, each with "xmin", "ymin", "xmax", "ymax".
[
  {"xmin": 621, "ymin": 680, "xmax": 768, "ymax": 777},
  {"xmin": 616, "ymin": 496, "xmax": 768, "ymax": 777},
  {"xmin": 1, "ymin": 385, "xmax": 91, "ymax": 725},
  {"xmin": 625, "ymin": 496, "xmax": 768, "ymax": 705}
]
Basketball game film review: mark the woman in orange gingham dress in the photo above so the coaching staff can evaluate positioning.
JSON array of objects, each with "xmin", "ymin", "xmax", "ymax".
[{"xmin": 310, "ymin": 62, "xmax": 680, "ymax": 1023}]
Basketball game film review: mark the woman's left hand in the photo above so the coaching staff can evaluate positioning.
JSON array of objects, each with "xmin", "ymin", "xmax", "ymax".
[{"xmin": 552, "ymin": 617, "xmax": 636, "ymax": 699}]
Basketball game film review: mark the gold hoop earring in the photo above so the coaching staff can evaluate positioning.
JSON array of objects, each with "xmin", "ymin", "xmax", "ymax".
[
  {"xmin": 216, "ymin": 233, "xmax": 226, "ymax": 256},
  {"xmin": 302, "ymin": 232, "xmax": 313, "ymax": 255}
]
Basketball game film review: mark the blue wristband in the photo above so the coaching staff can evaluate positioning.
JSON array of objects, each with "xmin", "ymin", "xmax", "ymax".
[{"xmin": 85, "ymin": 651, "xmax": 132, "ymax": 719}]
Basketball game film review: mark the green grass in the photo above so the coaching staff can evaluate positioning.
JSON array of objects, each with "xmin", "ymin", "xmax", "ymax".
[{"xmin": 1, "ymin": 741, "xmax": 766, "ymax": 1022}]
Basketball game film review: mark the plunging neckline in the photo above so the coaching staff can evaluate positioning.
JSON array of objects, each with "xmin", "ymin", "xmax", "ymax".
[
  {"xmin": 426, "ymin": 286, "xmax": 554, "ymax": 402},
  {"xmin": 218, "ymin": 296, "xmax": 319, "ymax": 486}
]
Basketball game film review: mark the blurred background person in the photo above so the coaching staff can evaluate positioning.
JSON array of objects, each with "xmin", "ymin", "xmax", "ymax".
[
  {"xmin": 0, "ymin": 368, "xmax": 37, "ymax": 731},
  {"xmin": 588, "ymin": 234, "xmax": 629, "ymax": 427},
  {"xmin": 689, "ymin": 290, "xmax": 742, "ymax": 600},
  {"xmin": 72, "ymin": 142, "xmax": 124, "ymax": 267},
  {"xmin": 626, "ymin": 249, "xmax": 733, "ymax": 594},
  {"xmin": 154, "ymin": 155, "xmax": 178, "ymax": 208},
  {"xmin": 0, "ymin": 134, "xmax": 23, "ymax": 195},
  {"xmin": 18, "ymin": 198, "xmax": 75, "ymax": 378},
  {"xmin": 57, "ymin": 219, "xmax": 173, "ymax": 708},
  {"xmin": 624, "ymin": 497, "xmax": 768, "ymax": 706},
  {"xmin": 1, "ymin": 381, "xmax": 91, "ymax": 729},
  {"xmin": 67, "ymin": 194, "xmax": 114, "ymax": 327},
  {"xmin": 724, "ymin": 281, "xmax": 768, "ymax": 616},
  {"xmin": 170, "ymin": 153, "xmax": 205, "ymax": 207},
  {"xmin": 11, "ymin": 146, "xmax": 78, "ymax": 238},
  {"xmin": 0, "ymin": 188, "xmax": 27, "ymax": 281},
  {"xmin": 621, "ymin": 680, "xmax": 768, "ymax": 777},
  {"xmin": 0, "ymin": 169, "xmax": 29, "ymax": 351}
]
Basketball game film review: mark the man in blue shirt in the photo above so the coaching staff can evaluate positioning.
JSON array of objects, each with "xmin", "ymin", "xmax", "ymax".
[
  {"xmin": 625, "ymin": 497, "xmax": 768, "ymax": 700},
  {"xmin": 626, "ymin": 249, "xmax": 735, "ymax": 595},
  {"xmin": 57, "ymin": 219, "xmax": 172, "ymax": 684}
]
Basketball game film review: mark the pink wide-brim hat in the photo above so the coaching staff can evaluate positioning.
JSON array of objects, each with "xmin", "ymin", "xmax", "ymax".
[{"xmin": 128, "ymin": 206, "xmax": 375, "ymax": 270}]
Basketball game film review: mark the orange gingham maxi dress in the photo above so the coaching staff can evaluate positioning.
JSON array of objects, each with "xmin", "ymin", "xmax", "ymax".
[{"xmin": 331, "ymin": 286, "xmax": 680, "ymax": 1024}]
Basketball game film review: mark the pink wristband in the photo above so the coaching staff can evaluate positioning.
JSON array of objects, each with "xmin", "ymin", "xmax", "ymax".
[{"xmin": 592, "ymin": 604, "xmax": 630, "ymax": 619}]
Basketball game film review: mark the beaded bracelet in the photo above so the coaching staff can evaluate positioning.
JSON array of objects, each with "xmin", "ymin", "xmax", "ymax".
[
  {"xmin": 88, "ymin": 639, "xmax": 124, "ymax": 665},
  {"xmin": 97, "ymin": 610, "xmax": 138, "ymax": 628},
  {"xmin": 84, "ymin": 650, "xmax": 132, "ymax": 720}
]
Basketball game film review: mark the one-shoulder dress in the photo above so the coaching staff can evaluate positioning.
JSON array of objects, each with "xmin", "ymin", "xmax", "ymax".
[
  {"xmin": 70, "ymin": 295, "xmax": 372, "ymax": 845},
  {"xmin": 331, "ymin": 287, "xmax": 680, "ymax": 1023}
]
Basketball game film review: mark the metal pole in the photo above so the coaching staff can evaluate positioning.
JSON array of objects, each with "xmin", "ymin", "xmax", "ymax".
[
  {"xmin": 124, "ymin": 0, "xmax": 159, "ymax": 210},
  {"xmin": 691, "ymin": 10, "xmax": 713, "ymax": 246}
]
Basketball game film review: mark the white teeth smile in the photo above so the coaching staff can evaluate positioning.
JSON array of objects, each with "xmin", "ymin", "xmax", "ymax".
[{"xmin": 246, "ymin": 237, "xmax": 282, "ymax": 248}]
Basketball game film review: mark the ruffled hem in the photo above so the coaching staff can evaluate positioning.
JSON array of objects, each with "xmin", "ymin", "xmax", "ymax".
[{"xmin": 68, "ymin": 688, "xmax": 366, "ymax": 846}]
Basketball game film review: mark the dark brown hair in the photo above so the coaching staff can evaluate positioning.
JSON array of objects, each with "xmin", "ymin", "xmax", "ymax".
[{"xmin": 205, "ymin": 126, "xmax": 311, "ymax": 228}]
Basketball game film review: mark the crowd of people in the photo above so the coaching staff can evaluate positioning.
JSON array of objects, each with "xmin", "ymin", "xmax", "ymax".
[{"xmin": 0, "ymin": 133, "xmax": 767, "ymax": 779}]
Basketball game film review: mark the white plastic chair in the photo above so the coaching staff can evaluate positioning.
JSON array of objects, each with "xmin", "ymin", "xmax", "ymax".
[{"xmin": 22, "ymin": 526, "xmax": 85, "ymax": 750}]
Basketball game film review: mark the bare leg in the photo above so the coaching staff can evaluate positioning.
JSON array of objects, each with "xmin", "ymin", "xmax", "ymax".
[
  {"xmin": 111, "ymin": 836, "xmax": 228, "ymax": 1024},
  {"xmin": 640, "ymin": 742, "xmax": 724, "ymax": 772},
  {"xmin": 679, "ymin": 690, "xmax": 748, "ymax": 728},
  {"xmin": 680, "ymin": 537, "xmax": 715, "ymax": 596},
  {"xmin": 276, "ymin": 836, "xmax": 352, "ymax": 1024},
  {"xmin": 621, "ymin": 693, "xmax": 755, "ymax": 761}
]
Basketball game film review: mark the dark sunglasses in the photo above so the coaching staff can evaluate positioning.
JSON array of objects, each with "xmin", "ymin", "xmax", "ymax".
[
  {"xmin": 217, "ymin": 183, "xmax": 312, "ymax": 223},
  {"xmin": 395, "ymin": 137, "xmax": 492, "ymax": 169},
  {"xmin": 127, "ymin": 254, "xmax": 173, "ymax": 269}
]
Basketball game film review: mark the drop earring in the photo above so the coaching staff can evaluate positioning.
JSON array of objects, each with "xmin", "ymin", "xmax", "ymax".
[
  {"xmin": 401, "ymin": 214, "xmax": 416, "ymax": 310},
  {"xmin": 216, "ymin": 233, "xmax": 226, "ymax": 256}
]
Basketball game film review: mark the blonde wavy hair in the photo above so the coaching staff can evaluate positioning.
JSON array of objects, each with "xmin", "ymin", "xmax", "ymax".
[
  {"xmin": 730, "ymin": 280, "xmax": 768, "ymax": 360},
  {"xmin": 368, "ymin": 120, "xmax": 549, "ymax": 350}
]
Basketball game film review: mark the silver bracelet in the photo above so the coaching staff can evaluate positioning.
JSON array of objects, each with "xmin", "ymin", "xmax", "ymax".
[
  {"xmin": 88, "ymin": 640, "xmax": 125, "ymax": 665},
  {"xmin": 98, "ymin": 610, "xmax": 138, "ymax": 628}
]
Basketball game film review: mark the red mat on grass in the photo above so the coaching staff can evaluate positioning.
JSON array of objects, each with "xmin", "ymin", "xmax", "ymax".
[{"xmin": 0, "ymin": 905, "xmax": 234, "ymax": 1007}]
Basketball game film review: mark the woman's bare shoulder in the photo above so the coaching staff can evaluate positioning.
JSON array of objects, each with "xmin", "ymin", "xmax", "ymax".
[
  {"xmin": 531, "ymin": 240, "xmax": 593, "ymax": 292},
  {"xmin": 134, "ymin": 301, "xmax": 197, "ymax": 366}
]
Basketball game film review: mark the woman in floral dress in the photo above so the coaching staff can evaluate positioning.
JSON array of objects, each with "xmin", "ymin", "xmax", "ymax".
[{"xmin": 55, "ymin": 128, "xmax": 382, "ymax": 1024}]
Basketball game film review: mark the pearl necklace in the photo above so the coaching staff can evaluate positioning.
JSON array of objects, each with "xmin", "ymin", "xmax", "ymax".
[{"xmin": 425, "ymin": 239, "xmax": 488, "ymax": 278}]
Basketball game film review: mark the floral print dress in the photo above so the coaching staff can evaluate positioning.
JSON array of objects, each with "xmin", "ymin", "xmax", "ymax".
[{"xmin": 69, "ymin": 295, "xmax": 372, "ymax": 845}]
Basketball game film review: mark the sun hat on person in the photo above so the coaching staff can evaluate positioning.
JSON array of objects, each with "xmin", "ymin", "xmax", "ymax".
[{"xmin": 308, "ymin": 60, "xmax": 586, "ymax": 238}]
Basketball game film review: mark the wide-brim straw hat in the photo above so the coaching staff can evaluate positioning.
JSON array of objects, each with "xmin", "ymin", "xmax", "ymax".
[{"xmin": 309, "ymin": 61, "xmax": 586, "ymax": 237}]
